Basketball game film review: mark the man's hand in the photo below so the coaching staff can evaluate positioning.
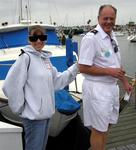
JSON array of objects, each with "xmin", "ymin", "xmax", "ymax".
[
  {"xmin": 106, "ymin": 68, "xmax": 125, "ymax": 80},
  {"xmin": 122, "ymin": 79, "xmax": 133, "ymax": 93}
]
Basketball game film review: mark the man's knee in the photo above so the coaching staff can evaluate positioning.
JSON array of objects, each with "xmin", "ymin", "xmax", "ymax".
[{"xmin": 92, "ymin": 128, "xmax": 107, "ymax": 136}]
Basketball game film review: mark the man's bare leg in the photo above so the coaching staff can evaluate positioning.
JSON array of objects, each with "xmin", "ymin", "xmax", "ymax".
[{"xmin": 90, "ymin": 128, "xmax": 108, "ymax": 150}]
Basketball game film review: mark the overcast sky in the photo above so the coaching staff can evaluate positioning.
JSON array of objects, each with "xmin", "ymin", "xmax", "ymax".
[{"xmin": 0, "ymin": 0, "xmax": 136, "ymax": 26}]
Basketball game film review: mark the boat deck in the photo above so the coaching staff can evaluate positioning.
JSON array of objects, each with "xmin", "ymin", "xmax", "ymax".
[{"xmin": 106, "ymin": 77, "xmax": 136, "ymax": 150}]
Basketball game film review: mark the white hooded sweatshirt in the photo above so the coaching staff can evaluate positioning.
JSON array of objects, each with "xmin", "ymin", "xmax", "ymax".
[{"xmin": 2, "ymin": 45, "xmax": 79, "ymax": 120}]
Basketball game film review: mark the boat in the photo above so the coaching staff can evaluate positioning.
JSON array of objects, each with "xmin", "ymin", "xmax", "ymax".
[
  {"xmin": 127, "ymin": 34, "xmax": 136, "ymax": 42},
  {"xmin": 130, "ymin": 35, "xmax": 136, "ymax": 42},
  {"xmin": 127, "ymin": 29, "xmax": 136, "ymax": 42},
  {"xmin": 114, "ymin": 31, "xmax": 125, "ymax": 37},
  {"xmin": 0, "ymin": 0, "xmax": 84, "ymax": 139},
  {"xmin": 127, "ymin": 34, "xmax": 134, "ymax": 40}
]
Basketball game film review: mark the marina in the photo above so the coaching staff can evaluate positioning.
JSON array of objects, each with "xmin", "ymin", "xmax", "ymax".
[
  {"xmin": 0, "ymin": 27, "xmax": 136, "ymax": 150},
  {"xmin": 0, "ymin": 1, "xmax": 136, "ymax": 149},
  {"xmin": 1, "ymin": 32, "xmax": 136, "ymax": 150}
]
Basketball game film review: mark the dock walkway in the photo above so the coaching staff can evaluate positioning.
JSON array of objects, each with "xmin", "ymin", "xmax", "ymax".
[{"xmin": 106, "ymin": 78, "xmax": 136, "ymax": 150}]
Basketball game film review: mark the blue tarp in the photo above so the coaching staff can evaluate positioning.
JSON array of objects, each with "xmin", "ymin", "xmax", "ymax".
[{"xmin": 55, "ymin": 89, "xmax": 80, "ymax": 115}]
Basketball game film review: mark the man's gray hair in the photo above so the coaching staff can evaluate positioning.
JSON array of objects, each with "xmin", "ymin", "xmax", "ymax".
[{"xmin": 98, "ymin": 4, "xmax": 117, "ymax": 16}]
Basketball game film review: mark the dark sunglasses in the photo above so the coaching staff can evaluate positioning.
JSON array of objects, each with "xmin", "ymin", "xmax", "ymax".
[
  {"xmin": 29, "ymin": 35, "xmax": 47, "ymax": 42},
  {"xmin": 111, "ymin": 39, "xmax": 119, "ymax": 53}
]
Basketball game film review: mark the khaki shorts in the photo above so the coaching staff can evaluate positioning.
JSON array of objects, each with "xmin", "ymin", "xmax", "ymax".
[{"xmin": 82, "ymin": 80, "xmax": 119, "ymax": 132}]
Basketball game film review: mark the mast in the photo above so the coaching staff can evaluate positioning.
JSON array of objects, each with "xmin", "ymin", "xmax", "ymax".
[
  {"xmin": 28, "ymin": 0, "xmax": 31, "ymax": 22},
  {"xmin": 19, "ymin": 0, "xmax": 23, "ymax": 23},
  {"xmin": 19, "ymin": 0, "xmax": 31, "ymax": 25}
]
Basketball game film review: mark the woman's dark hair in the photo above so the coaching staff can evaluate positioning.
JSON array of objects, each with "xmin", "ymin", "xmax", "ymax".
[
  {"xmin": 98, "ymin": 4, "xmax": 117, "ymax": 16},
  {"xmin": 29, "ymin": 25, "xmax": 45, "ymax": 35}
]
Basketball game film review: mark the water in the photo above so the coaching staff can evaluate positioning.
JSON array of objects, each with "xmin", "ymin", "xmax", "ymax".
[
  {"xmin": 73, "ymin": 35, "xmax": 136, "ymax": 78},
  {"xmin": 117, "ymin": 35, "xmax": 136, "ymax": 78}
]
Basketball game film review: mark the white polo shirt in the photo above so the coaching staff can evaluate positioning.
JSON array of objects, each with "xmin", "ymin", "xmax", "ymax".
[{"xmin": 79, "ymin": 24, "xmax": 121, "ymax": 83}]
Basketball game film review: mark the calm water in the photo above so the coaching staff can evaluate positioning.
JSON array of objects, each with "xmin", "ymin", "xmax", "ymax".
[{"xmin": 74, "ymin": 35, "xmax": 136, "ymax": 78}]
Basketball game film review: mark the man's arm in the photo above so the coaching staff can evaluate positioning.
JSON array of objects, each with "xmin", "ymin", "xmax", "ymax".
[
  {"xmin": 79, "ymin": 64, "xmax": 132, "ymax": 93},
  {"xmin": 79, "ymin": 64, "xmax": 125, "ymax": 79}
]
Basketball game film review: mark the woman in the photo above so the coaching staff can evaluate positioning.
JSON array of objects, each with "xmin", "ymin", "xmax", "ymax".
[{"xmin": 2, "ymin": 25, "xmax": 79, "ymax": 150}]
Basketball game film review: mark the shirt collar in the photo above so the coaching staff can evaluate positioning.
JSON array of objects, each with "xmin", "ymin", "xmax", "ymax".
[{"xmin": 95, "ymin": 24, "xmax": 114, "ymax": 40}]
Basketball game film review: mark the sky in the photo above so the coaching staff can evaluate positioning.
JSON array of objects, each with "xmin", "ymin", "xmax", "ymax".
[{"xmin": 0, "ymin": 0, "xmax": 136, "ymax": 26}]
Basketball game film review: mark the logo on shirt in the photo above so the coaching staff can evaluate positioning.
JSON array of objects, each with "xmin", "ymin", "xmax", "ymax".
[
  {"xmin": 101, "ymin": 49, "xmax": 112, "ymax": 58},
  {"xmin": 44, "ymin": 60, "xmax": 52, "ymax": 70}
]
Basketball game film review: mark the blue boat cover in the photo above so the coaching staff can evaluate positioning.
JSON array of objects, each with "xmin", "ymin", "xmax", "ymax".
[
  {"xmin": 0, "ymin": 28, "xmax": 60, "ymax": 49},
  {"xmin": 55, "ymin": 89, "xmax": 80, "ymax": 115}
]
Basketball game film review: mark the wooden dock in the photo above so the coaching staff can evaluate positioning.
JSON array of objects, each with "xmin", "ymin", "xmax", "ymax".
[
  {"xmin": 1, "ymin": 76, "xmax": 136, "ymax": 150},
  {"xmin": 106, "ymin": 77, "xmax": 136, "ymax": 150}
]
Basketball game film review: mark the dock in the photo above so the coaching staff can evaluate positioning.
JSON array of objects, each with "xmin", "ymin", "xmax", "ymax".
[
  {"xmin": 1, "ymin": 76, "xmax": 136, "ymax": 150},
  {"xmin": 106, "ymin": 77, "xmax": 136, "ymax": 150}
]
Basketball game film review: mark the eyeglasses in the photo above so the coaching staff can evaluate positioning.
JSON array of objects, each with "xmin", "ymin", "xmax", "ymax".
[
  {"xmin": 111, "ymin": 38, "xmax": 119, "ymax": 53},
  {"xmin": 29, "ymin": 35, "xmax": 47, "ymax": 42}
]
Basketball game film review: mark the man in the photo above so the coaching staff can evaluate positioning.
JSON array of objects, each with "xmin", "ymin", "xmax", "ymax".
[{"xmin": 79, "ymin": 5, "xmax": 132, "ymax": 150}]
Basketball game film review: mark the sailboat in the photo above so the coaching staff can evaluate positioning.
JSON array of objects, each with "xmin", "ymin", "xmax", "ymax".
[
  {"xmin": 0, "ymin": 0, "xmax": 83, "ymax": 138},
  {"xmin": 129, "ymin": 35, "xmax": 136, "ymax": 42}
]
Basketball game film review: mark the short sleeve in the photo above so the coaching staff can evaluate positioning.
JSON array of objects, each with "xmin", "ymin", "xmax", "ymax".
[{"xmin": 79, "ymin": 35, "xmax": 96, "ymax": 66}]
